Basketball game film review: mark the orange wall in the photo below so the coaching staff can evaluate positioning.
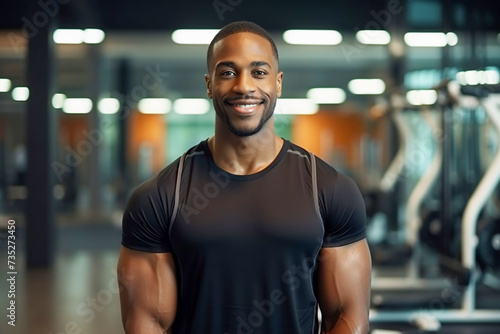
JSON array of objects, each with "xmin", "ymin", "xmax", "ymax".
[
  {"xmin": 292, "ymin": 110, "xmax": 366, "ymax": 172},
  {"xmin": 59, "ymin": 116, "xmax": 88, "ymax": 148},
  {"xmin": 128, "ymin": 110, "xmax": 166, "ymax": 172},
  {"xmin": 58, "ymin": 112, "xmax": 166, "ymax": 173}
]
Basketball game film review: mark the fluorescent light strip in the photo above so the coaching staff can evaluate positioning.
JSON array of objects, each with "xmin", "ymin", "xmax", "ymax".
[
  {"xmin": 406, "ymin": 90, "xmax": 438, "ymax": 106},
  {"xmin": 306, "ymin": 88, "xmax": 346, "ymax": 104},
  {"xmin": 52, "ymin": 93, "xmax": 67, "ymax": 109},
  {"xmin": 446, "ymin": 32, "xmax": 458, "ymax": 46},
  {"xmin": 173, "ymin": 98, "xmax": 210, "ymax": 114},
  {"xmin": 12, "ymin": 87, "xmax": 29, "ymax": 101},
  {"xmin": 98, "ymin": 98, "xmax": 120, "ymax": 114},
  {"xmin": 275, "ymin": 98, "xmax": 318, "ymax": 115},
  {"xmin": 456, "ymin": 70, "xmax": 500, "ymax": 85},
  {"xmin": 171, "ymin": 29, "xmax": 219, "ymax": 45},
  {"xmin": 53, "ymin": 29, "xmax": 85, "ymax": 44},
  {"xmin": 283, "ymin": 30, "xmax": 342, "ymax": 45},
  {"xmin": 356, "ymin": 30, "xmax": 391, "ymax": 45},
  {"xmin": 84, "ymin": 29, "xmax": 106, "ymax": 44},
  {"xmin": 0, "ymin": 78, "xmax": 12, "ymax": 92},
  {"xmin": 138, "ymin": 98, "xmax": 171, "ymax": 114},
  {"xmin": 404, "ymin": 32, "xmax": 458, "ymax": 47},
  {"xmin": 63, "ymin": 98, "xmax": 93, "ymax": 114},
  {"xmin": 348, "ymin": 79, "xmax": 385, "ymax": 95},
  {"xmin": 53, "ymin": 29, "xmax": 105, "ymax": 44}
]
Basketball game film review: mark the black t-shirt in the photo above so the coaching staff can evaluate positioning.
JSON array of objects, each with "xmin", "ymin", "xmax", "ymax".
[{"xmin": 122, "ymin": 139, "xmax": 366, "ymax": 334}]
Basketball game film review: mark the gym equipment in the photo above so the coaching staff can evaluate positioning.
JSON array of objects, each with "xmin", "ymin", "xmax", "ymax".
[
  {"xmin": 460, "ymin": 85, "xmax": 500, "ymax": 312},
  {"xmin": 368, "ymin": 94, "xmax": 414, "ymax": 266},
  {"xmin": 370, "ymin": 83, "xmax": 500, "ymax": 324},
  {"xmin": 477, "ymin": 219, "xmax": 500, "ymax": 270},
  {"xmin": 405, "ymin": 107, "xmax": 442, "ymax": 247},
  {"xmin": 371, "ymin": 97, "xmax": 455, "ymax": 310}
]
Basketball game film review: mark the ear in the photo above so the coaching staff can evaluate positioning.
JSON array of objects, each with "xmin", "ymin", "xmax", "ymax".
[
  {"xmin": 205, "ymin": 74, "xmax": 212, "ymax": 99},
  {"xmin": 276, "ymin": 71, "xmax": 284, "ymax": 98}
]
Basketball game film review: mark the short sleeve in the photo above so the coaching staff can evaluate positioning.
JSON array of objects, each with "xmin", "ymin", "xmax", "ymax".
[
  {"xmin": 121, "ymin": 175, "xmax": 173, "ymax": 253},
  {"xmin": 316, "ymin": 159, "xmax": 366, "ymax": 247}
]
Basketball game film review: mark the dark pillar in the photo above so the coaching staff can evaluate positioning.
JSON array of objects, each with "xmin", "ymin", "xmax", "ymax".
[
  {"xmin": 117, "ymin": 59, "xmax": 130, "ymax": 206},
  {"xmin": 87, "ymin": 44, "xmax": 102, "ymax": 217},
  {"xmin": 385, "ymin": 0, "xmax": 406, "ymax": 236},
  {"xmin": 440, "ymin": 0, "xmax": 454, "ymax": 256},
  {"xmin": 26, "ymin": 20, "xmax": 56, "ymax": 267}
]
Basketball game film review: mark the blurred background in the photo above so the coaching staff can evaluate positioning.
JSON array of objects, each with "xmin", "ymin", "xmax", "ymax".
[{"xmin": 0, "ymin": 0, "xmax": 500, "ymax": 333}]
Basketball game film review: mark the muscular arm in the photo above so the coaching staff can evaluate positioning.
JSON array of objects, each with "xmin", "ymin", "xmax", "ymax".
[
  {"xmin": 317, "ymin": 239, "xmax": 372, "ymax": 334},
  {"xmin": 117, "ymin": 246, "xmax": 178, "ymax": 334}
]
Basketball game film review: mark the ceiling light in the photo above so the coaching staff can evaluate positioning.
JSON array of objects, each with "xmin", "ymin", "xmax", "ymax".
[
  {"xmin": 306, "ymin": 88, "xmax": 346, "ymax": 104},
  {"xmin": 406, "ymin": 90, "xmax": 437, "ymax": 105},
  {"xmin": 83, "ymin": 29, "xmax": 105, "ymax": 44},
  {"xmin": 12, "ymin": 87, "xmax": 29, "ymax": 101},
  {"xmin": 404, "ymin": 32, "xmax": 458, "ymax": 47},
  {"xmin": 355, "ymin": 30, "xmax": 391, "ymax": 45},
  {"xmin": 138, "ymin": 98, "xmax": 171, "ymax": 114},
  {"xmin": 275, "ymin": 98, "xmax": 318, "ymax": 115},
  {"xmin": 283, "ymin": 30, "xmax": 342, "ymax": 45},
  {"xmin": 53, "ymin": 29, "xmax": 84, "ymax": 44},
  {"xmin": 446, "ymin": 32, "xmax": 458, "ymax": 46},
  {"xmin": 52, "ymin": 93, "xmax": 66, "ymax": 109},
  {"xmin": 173, "ymin": 98, "xmax": 210, "ymax": 114},
  {"xmin": 171, "ymin": 29, "xmax": 219, "ymax": 45},
  {"xmin": 98, "ymin": 98, "xmax": 120, "ymax": 114},
  {"xmin": 456, "ymin": 69, "xmax": 500, "ymax": 85},
  {"xmin": 63, "ymin": 98, "xmax": 93, "ymax": 114},
  {"xmin": 0, "ymin": 78, "xmax": 12, "ymax": 92},
  {"xmin": 348, "ymin": 79, "xmax": 386, "ymax": 95},
  {"xmin": 484, "ymin": 69, "xmax": 500, "ymax": 84}
]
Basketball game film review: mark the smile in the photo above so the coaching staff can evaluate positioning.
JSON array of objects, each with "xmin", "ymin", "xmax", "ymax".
[{"xmin": 233, "ymin": 103, "xmax": 259, "ymax": 108}]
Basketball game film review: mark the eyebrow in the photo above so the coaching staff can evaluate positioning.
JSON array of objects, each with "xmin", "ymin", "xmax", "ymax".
[{"xmin": 215, "ymin": 61, "xmax": 272, "ymax": 70}]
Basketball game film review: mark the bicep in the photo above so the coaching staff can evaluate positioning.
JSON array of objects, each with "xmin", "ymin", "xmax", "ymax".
[
  {"xmin": 317, "ymin": 239, "xmax": 372, "ymax": 332},
  {"xmin": 117, "ymin": 246, "xmax": 177, "ymax": 333}
]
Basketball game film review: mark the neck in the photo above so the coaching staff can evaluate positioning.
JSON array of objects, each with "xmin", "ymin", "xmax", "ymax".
[{"xmin": 208, "ymin": 118, "xmax": 284, "ymax": 175}]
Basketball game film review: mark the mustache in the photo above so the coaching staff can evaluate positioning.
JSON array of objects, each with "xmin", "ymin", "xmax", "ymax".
[{"xmin": 225, "ymin": 95, "xmax": 264, "ymax": 102}]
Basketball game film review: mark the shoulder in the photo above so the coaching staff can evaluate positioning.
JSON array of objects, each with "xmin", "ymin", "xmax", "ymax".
[
  {"xmin": 286, "ymin": 140, "xmax": 313, "ymax": 159},
  {"xmin": 128, "ymin": 140, "xmax": 206, "ymax": 207}
]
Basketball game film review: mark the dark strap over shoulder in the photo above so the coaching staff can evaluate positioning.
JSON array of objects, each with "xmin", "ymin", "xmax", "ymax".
[
  {"xmin": 308, "ymin": 151, "xmax": 322, "ymax": 222},
  {"xmin": 170, "ymin": 152, "xmax": 186, "ymax": 226}
]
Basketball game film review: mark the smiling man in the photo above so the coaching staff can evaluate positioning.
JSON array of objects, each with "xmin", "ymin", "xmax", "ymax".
[{"xmin": 118, "ymin": 21, "xmax": 371, "ymax": 334}]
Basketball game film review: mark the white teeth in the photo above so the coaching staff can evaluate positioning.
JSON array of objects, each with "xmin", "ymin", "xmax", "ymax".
[{"xmin": 234, "ymin": 104, "xmax": 258, "ymax": 108}]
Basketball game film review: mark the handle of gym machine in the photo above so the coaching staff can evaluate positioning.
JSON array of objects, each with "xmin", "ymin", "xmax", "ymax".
[
  {"xmin": 461, "ymin": 93, "xmax": 500, "ymax": 271},
  {"xmin": 379, "ymin": 95, "xmax": 410, "ymax": 193},
  {"xmin": 405, "ymin": 108, "xmax": 443, "ymax": 247}
]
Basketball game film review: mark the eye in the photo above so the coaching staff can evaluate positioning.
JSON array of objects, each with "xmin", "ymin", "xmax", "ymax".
[
  {"xmin": 253, "ymin": 70, "xmax": 267, "ymax": 76},
  {"xmin": 219, "ymin": 70, "xmax": 235, "ymax": 77}
]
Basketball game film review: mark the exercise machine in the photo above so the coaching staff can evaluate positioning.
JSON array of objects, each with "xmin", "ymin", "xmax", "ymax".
[{"xmin": 370, "ymin": 83, "xmax": 500, "ymax": 326}]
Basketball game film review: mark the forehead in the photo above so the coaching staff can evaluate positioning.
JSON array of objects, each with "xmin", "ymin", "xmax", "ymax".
[{"xmin": 211, "ymin": 32, "xmax": 276, "ymax": 68}]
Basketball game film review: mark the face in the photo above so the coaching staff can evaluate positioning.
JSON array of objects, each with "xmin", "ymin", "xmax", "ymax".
[{"xmin": 205, "ymin": 32, "xmax": 283, "ymax": 137}]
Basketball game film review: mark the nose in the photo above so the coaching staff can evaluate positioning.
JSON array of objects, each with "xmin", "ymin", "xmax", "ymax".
[{"xmin": 232, "ymin": 71, "xmax": 256, "ymax": 95}]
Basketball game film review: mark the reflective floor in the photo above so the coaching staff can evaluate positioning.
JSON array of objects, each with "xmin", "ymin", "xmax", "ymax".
[
  {"xmin": 0, "ymin": 221, "xmax": 499, "ymax": 334},
  {"xmin": 0, "ymin": 222, "xmax": 123, "ymax": 334}
]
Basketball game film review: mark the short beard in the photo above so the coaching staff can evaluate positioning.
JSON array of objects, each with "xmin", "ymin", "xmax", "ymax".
[{"xmin": 223, "ymin": 98, "xmax": 277, "ymax": 137}]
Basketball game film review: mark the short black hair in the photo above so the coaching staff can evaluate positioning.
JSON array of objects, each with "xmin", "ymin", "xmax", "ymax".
[{"xmin": 206, "ymin": 21, "xmax": 279, "ymax": 71}]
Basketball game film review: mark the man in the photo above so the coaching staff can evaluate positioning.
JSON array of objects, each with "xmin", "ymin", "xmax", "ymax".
[{"xmin": 118, "ymin": 21, "xmax": 371, "ymax": 334}]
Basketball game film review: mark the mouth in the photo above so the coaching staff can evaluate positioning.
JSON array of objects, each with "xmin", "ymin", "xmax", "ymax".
[{"xmin": 226, "ymin": 99, "xmax": 264, "ymax": 114}]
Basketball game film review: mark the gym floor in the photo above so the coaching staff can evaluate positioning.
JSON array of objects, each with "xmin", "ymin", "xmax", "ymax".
[{"xmin": 0, "ymin": 222, "xmax": 499, "ymax": 334}]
